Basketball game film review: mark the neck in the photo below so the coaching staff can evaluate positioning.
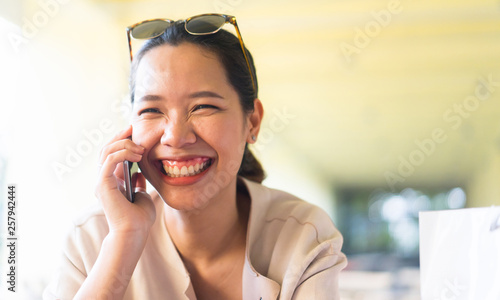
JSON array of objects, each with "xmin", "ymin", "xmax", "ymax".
[{"xmin": 164, "ymin": 179, "xmax": 250, "ymax": 264}]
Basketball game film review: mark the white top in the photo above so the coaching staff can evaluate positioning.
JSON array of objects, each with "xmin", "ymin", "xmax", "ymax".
[{"xmin": 43, "ymin": 178, "xmax": 347, "ymax": 299}]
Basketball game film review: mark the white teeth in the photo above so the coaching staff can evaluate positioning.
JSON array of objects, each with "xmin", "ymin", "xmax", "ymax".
[
  {"xmin": 180, "ymin": 166, "xmax": 188, "ymax": 175},
  {"xmin": 163, "ymin": 160, "xmax": 211, "ymax": 177}
]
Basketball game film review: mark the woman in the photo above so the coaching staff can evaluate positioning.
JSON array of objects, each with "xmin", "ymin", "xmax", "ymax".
[{"xmin": 44, "ymin": 14, "xmax": 347, "ymax": 300}]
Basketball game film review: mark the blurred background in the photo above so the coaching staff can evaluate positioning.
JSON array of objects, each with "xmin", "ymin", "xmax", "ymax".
[{"xmin": 1, "ymin": 0, "xmax": 500, "ymax": 299}]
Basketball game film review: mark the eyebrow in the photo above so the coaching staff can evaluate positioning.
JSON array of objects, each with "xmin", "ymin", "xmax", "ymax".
[
  {"xmin": 137, "ymin": 94, "xmax": 164, "ymax": 102},
  {"xmin": 188, "ymin": 91, "xmax": 224, "ymax": 99},
  {"xmin": 137, "ymin": 91, "xmax": 224, "ymax": 102}
]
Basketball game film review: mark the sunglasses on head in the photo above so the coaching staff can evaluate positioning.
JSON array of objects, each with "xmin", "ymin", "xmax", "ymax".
[{"xmin": 126, "ymin": 13, "xmax": 256, "ymax": 92}]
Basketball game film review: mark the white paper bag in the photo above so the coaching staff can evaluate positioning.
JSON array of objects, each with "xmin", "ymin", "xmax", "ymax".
[{"xmin": 419, "ymin": 207, "xmax": 500, "ymax": 300}]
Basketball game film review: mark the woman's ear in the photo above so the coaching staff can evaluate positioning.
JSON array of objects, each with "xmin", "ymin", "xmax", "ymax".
[{"xmin": 247, "ymin": 98, "xmax": 264, "ymax": 144}]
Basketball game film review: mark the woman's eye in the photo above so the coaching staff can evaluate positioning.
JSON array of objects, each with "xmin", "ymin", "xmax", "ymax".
[
  {"xmin": 193, "ymin": 104, "xmax": 217, "ymax": 112},
  {"xmin": 139, "ymin": 108, "xmax": 161, "ymax": 115}
]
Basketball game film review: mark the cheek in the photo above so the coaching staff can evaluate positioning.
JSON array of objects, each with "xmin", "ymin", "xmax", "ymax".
[
  {"xmin": 198, "ymin": 116, "xmax": 247, "ymax": 156},
  {"xmin": 132, "ymin": 121, "xmax": 163, "ymax": 148}
]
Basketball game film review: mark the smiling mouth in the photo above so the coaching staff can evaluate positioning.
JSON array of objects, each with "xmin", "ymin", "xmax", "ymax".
[{"xmin": 161, "ymin": 157, "xmax": 213, "ymax": 178}]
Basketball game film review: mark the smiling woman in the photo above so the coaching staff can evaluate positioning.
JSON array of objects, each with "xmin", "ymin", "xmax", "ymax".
[
  {"xmin": 43, "ymin": 15, "xmax": 347, "ymax": 300},
  {"xmin": 131, "ymin": 41, "xmax": 255, "ymax": 210}
]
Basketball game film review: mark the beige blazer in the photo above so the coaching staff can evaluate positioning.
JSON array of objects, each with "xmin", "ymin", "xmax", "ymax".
[{"xmin": 44, "ymin": 178, "xmax": 347, "ymax": 299}]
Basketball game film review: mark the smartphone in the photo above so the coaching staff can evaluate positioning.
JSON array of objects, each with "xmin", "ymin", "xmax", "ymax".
[{"xmin": 123, "ymin": 160, "xmax": 134, "ymax": 203}]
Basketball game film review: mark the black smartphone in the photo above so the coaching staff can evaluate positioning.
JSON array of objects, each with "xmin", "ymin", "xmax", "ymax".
[{"xmin": 123, "ymin": 160, "xmax": 134, "ymax": 203}]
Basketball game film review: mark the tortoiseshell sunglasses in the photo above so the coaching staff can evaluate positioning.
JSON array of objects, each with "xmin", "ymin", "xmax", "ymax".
[{"xmin": 126, "ymin": 13, "xmax": 255, "ymax": 92}]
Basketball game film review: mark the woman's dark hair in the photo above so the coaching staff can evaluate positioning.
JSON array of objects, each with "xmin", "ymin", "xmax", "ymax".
[{"xmin": 130, "ymin": 21, "xmax": 265, "ymax": 183}]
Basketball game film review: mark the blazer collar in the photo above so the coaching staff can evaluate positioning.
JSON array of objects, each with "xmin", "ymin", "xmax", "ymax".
[
  {"xmin": 239, "ymin": 178, "xmax": 281, "ymax": 300},
  {"xmin": 242, "ymin": 257, "xmax": 281, "ymax": 300},
  {"xmin": 150, "ymin": 179, "xmax": 281, "ymax": 299}
]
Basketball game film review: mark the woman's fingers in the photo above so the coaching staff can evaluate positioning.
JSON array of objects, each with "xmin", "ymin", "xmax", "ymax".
[
  {"xmin": 130, "ymin": 172, "xmax": 156, "ymax": 226},
  {"xmin": 106, "ymin": 125, "xmax": 133, "ymax": 149},
  {"xmin": 132, "ymin": 172, "xmax": 147, "ymax": 193},
  {"xmin": 98, "ymin": 125, "xmax": 144, "ymax": 166},
  {"xmin": 99, "ymin": 141, "xmax": 144, "ymax": 170},
  {"xmin": 99, "ymin": 149, "xmax": 143, "ymax": 181},
  {"xmin": 98, "ymin": 125, "xmax": 132, "ymax": 160},
  {"xmin": 95, "ymin": 125, "xmax": 144, "ymax": 200},
  {"xmin": 93, "ymin": 126, "xmax": 156, "ymax": 235}
]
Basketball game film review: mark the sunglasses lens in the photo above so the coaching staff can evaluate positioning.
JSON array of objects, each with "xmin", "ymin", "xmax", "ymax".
[
  {"xmin": 131, "ymin": 20, "xmax": 171, "ymax": 39},
  {"xmin": 186, "ymin": 15, "xmax": 225, "ymax": 34}
]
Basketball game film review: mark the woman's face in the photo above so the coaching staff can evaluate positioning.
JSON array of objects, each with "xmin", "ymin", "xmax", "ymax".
[{"xmin": 131, "ymin": 42, "xmax": 257, "ymax": 211}]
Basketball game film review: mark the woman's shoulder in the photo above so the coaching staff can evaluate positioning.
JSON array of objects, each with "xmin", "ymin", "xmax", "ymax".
[
  {"xmin": 70, "ymin": 190, "xmax": 163, "ymax": 236},
  {"xmin": 243, "ymin": 179, "xmax": 346, "ymax": 286},
  {"xmin": 71, "ymin": 203, "xmax": 109, "ymax": 234},
  {"xmin": 66, "ymin": 190, "xmax": 165, "ymax": 247},
  {"xmin": 243, "ymin": 179, "xmax": 342, "ymax": 257},
  {"xmin": 52, "ymin": 203, "xmax": 110, "ymax": 276},
  {"xmin": 244, "ymin": 179, "xmax": 336, "ymax": 233},
  {"xmin": 62, "ymin": 204, "xmax": 109, "ymax": 256}
]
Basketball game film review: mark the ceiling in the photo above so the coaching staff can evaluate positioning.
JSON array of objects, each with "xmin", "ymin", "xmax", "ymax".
[
  {"xmin": 13, "ymin": 0, "xmax": 500, "ymax": 193},
  {"xmin": 93, "ymin": 0, "xmax": 500, "ymax": 189}
]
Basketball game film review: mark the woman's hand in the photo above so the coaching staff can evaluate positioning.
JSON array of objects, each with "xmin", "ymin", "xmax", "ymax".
[
  {"xmin": 95, "ymin": 125, "xmax": 156, "ymax": 235},
  {"xmin": 74, "ymin": 125, "xmax": 156, "ymax": 300}
]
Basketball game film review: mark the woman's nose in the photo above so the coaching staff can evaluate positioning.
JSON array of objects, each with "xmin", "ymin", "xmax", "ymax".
[{"xmin": 160, "ymin": 119, "xmax": 197, "ymax": 148}]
